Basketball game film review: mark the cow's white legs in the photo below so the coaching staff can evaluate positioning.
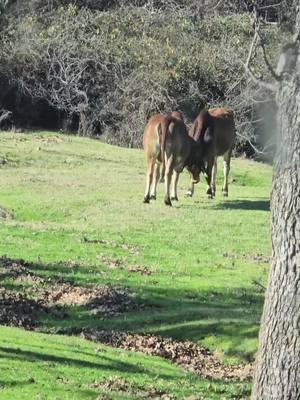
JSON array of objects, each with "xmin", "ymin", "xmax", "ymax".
[
  {"xmin": 143, "ymin": 157, "xmax": 155, "ymax": 203},
  {"xmin": 171, "ymin": 171, "xmax": 180, "ymax": 201},
  {"xmin": 164, "ymin": 155, "xmax": 173, "ymax": 206},
  {"xmin": 150, "ymin": 163, "xmax": 160, "ymax": 200},
  {"xmin": 222, "ymin": 150, "xmax": 231, "ymax": 197},
  {"xmin": 211, "ymin": 157, "xmax": 217, "ymax": 197},
  {"xmin": 186, "ymin": 180, "xmax": 194, "ymax": 197}
]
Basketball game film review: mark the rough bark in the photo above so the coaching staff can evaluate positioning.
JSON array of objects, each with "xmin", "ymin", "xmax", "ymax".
[{"xmin": 251, "ymin": 14, "xmax": 300, "ymax": 400}]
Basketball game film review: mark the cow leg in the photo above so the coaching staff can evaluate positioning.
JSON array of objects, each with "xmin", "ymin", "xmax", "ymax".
[
  {"xmin": 143, "ymin": 157, "xmax": 155, "ymax": 203},
  {"xmin": 211, "ymin": 157, "xmax": 217, "ymax": 197},
  {"xmin": 222, "ymin": 150, "xmax": 231, "ymax": 197},
  {"xmin": 150, "ymin": 163, "xmax": 160, "ymax": 200},
  {"xmin": 205, "ymin": 157, "xmax": 215, "ymax": 199},
  {"xmin": 164, "ymin": 155, "xmax": 173, "ymax": 206},
  {"xmin": 186, "ymin": 174, "xmax": 195, "ymax": 197},
  {"xmin": 171, "ymin": 171, "xmax": 180, "ymax": 201}
]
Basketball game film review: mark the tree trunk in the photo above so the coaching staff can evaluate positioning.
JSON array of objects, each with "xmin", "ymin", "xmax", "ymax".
[{"xmin": 251, "ymin": 19, "xmax": 300, "ymax": 400}]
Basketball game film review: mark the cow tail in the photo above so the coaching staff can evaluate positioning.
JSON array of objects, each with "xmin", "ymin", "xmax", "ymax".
[{"xmin": 158, "ymin": 118, "xmax": 169, "ymax": 182}]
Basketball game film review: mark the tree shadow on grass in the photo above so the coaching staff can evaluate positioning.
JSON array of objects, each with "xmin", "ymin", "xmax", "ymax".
[
  {"xmin": 0, "ymin": 379, "xmax": 33, "ymax": 388},
  {"xmin": 213, "ymin": 199, "xmax": 270, "ymax": 211},
  {"xmin": 0, "ymin": 346, "xmax": 143, "ymax": 374},
  {"xmin": 0, "ymin": 256, "xmax": 264, "ymax": 362}
]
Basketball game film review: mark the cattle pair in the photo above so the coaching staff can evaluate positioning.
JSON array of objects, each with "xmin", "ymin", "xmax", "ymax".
[{"xmin": 142, "ymin": 108, "xmax": 235, "ymax": 206}]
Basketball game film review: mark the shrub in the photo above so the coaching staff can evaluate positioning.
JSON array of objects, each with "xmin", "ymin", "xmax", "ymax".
[{"xmin": 0, "ymin": 2, "xmax": 282, "ymax": 153}]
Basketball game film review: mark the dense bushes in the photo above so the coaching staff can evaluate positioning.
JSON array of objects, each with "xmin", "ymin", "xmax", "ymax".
[{"xmin": 0, "ymin": 1, "xmax": 283, "ymax": 154}]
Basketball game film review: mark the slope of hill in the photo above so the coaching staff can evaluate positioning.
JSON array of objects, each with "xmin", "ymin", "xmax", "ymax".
[{"xmin": 0, "ymin": 130, "xmax": 272, "ymax": 398}]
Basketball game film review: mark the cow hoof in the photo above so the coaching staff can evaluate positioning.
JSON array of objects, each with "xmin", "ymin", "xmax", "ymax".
[
  {"xmin": 164, "ymin": 197, "xmax": 172, "ymax": 206},
  {"xmin": 143, "ymin": 195, "xmax": 150, "ymax": 204},
  {"xmin": 222, "ymin": 191, "xmax": 228, "ymax": 197},
  {"xmin": 206, "ymin": 188, "xmax": 213, "ymax": 199},
  {"xmin": 185, "ymin": 191, "xmax": 193, "ymax": 197},
  {"xmin": 150, "ymin": 195, "xmax": 156, "ymax": 200},
  {"xmin": 171, "ymin": 196, "xmax": 178, "ymax": 201}
]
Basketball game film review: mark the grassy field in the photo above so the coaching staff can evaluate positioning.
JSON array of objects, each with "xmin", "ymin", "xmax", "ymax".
[{"xmin": 0, "ymin": 131, "xmax": 272, "ymax": 399}]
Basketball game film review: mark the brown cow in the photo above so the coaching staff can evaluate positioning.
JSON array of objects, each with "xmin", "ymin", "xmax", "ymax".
[
  {"xmin": 142, "ymin": 112, "xmax": 202, "ymax": 206},
  {"xmin": 187, "ymin": 107, "xmax": 235, "ymax": 198}
]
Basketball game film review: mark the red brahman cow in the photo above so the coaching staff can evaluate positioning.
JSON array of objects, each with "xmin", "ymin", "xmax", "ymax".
[
  {"xmin": 143, "ymin": 111, "xmax": 202, "ymax": 206},
  {"xmin": 186, "ymin": 107, "xmax": 235, "ymax": 198}
]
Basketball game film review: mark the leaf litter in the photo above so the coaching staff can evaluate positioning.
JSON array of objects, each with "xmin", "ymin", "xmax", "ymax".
[
  {"xmin": 90, "ymin": 377, "xmax": 175, "ymax": 399},
  {"xmin": 0, "ymin": 256, "xmax": 252, "ymax": 382},
  {"xmin": 81, "ymin": 330, "xmax": 253, "ymax": 382},
  {"xmin": 0, "ymin": 257, "xmax": 141, "ymax": 327}
]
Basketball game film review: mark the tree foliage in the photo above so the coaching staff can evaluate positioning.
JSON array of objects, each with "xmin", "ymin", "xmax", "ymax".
[{"xmin": 0, "ymin": 1, "xmax": 283, "ymax": 152}]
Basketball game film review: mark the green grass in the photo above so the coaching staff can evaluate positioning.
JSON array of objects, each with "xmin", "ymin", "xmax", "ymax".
[
  {"xmin": 0, "ymin": 327, "xmax": 251, "ymax": 400},
  {"xmin": 0, "ymin": 131, "xmax": 272, "ymax": 398}
]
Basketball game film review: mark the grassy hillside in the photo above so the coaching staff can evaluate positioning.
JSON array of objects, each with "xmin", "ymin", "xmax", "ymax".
[
  {"xmin": 0, "ymin": 131, "xmax": 272, "ymax": 398},
  {"xmin": 0, "ymin": 327, "xmax": 251, "ymax": 400}
]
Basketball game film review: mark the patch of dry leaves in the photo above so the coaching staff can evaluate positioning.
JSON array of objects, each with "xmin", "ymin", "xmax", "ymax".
[
  {"xmin": 41, "ymin": 283, "xmax": 136, "ymax": 316},
  {"xmin": 0, "ymin": 289, "xmax": 48, "ymax": 329},
  {"xmin": 82, "ymin": 330, "xmax": 253, "ymax": 382},
  {"xmin": 97, "ymin": 254, "xmax": 155, "ymax": 275},
  {"xmin": 83, "ymin": 237, "xmax": 139, "ymax": 255},
  {"xmin": 91, "ymin": 377, "xmax": 175, "ymax": 399},
  {"xmin": 223, "ymin": 252, "xmax": 270, "ymax": 264},
  {"xmin": 0, "ymin": 256, "xmax": 140, "ymax": 327}
]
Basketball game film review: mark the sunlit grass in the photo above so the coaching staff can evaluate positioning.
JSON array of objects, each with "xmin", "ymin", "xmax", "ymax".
[{"xmin": 0, "ymin": 130, "xmax": 272, "ymax": 398}]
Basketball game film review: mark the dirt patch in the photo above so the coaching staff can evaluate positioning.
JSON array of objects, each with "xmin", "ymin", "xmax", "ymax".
[
  {"xmin": 91, "ymin": 377, "xmax": 175, "ymax": 399},
  {"xmin": 83, "ymin": 237, "xmax": 139, "ymax": 255},
  {"xmin": 97, "ymin": 254, "xmax": 154, "ymax": 275},
  {"xmin": 39, "ymin": 135, "xmax": 64, "ymax": 145},
  {"xmin": 128, "ymin": 265, "xmax": 155, "ymax": 276},
  {"xmin": 223, "ymin": 252, "xmax": 270, "ymax": 264},
  {"xmin": 0, "ymin": 289, "xmax": 48, "ymax": 329},
  {"xmin": 97, "ymin": 254, "xmax": 124, "ymax": 270},
  {"xmin": 0, "ymin": 206, "xmax": 14, "ymax": 220},
  {"xmin": 82, "ymin": 330, "xmax": 252, "ymax": 381}
]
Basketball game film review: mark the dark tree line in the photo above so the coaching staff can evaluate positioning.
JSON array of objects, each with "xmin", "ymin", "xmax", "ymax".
[{"xmin": 0, "ymin": 1, "xmax": 290, "ymax": 156}]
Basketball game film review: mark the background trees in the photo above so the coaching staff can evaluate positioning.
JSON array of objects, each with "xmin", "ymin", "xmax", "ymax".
[{"xmin": 0, "ymin": 0, "xmax": 283, "ymax": 153}]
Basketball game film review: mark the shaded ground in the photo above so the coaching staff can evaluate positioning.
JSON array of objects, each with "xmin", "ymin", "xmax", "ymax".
[
  {"xmin": 0, "ymin": 256, "xmax": 141, "ymax": 328},
  {"xmin": 0, "ymin": 290, "xmax": 47, "ymax": 329},
  {"xmin": 214, "ymin": 200, "xmax": 270, "ymax": 211},
  {"xmin": 90, "ymin": 377, "xmax": 176, "ymax": 399},
  {"xmin": 0, "ymin": 256, "xmax": 253, "ymax": 382},
  {"xmin": 82, "ymin": 330, "xmax": 252, "ymax": 382}
]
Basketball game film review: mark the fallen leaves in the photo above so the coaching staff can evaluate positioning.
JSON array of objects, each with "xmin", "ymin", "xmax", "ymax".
[
  {"xmin": 0, "ymin": 289, "xmax": 47, "ymax": 329},
  {"xmin": 223, "ymin": 252, "xmax": 270, "ymax": 264},
  {"xmin": 81, "ymin": 330, "xmax": 253, "ymax": 381},
  {"xmin": 91, "ymin": 377, "xmax": 176, "ymax": 399}
]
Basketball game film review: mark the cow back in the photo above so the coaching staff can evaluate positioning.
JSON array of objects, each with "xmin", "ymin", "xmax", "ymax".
[{"xmin": 189, "ymin": 108, "xmax": 235, "ymax": 156}]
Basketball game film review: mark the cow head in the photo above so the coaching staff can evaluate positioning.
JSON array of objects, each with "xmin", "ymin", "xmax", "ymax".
[{"xmin": 186, "ymin": 143, "xmax": 205, "ymax": 183}]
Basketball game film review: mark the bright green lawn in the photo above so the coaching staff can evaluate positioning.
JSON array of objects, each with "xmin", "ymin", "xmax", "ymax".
[{"xmin": 0, "ymin": 131, "xmax": 272, "ymax": 399}]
